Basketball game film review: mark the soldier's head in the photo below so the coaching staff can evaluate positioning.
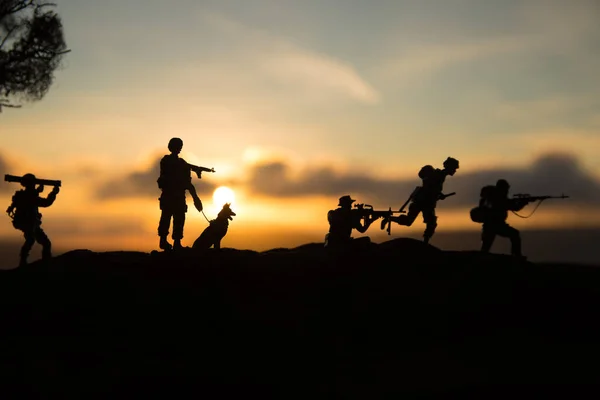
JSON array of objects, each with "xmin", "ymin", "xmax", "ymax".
[
  {"xmin": 20, "ymin": 173, "xmax": 37, "ymax": 189},
  {"xmin": 496, "ymin": 179, "xmax": 510, "ymax": 195},
  {"xmin": 338, "ymin": 195, "xmax": 356, "ymax": 209},
  {"xmin": 168, "ymin": 137, "xmax": 184, "ymax": 154},
  {"xmin": 443, "ymin": 157, "xmax": 459, "ymax": 176}
]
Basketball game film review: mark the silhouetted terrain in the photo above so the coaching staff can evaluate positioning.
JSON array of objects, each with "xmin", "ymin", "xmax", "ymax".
[
  {"xmin": 1, "ymin": 238, "xmax": 600, "ymax": 398},
  {"xmin": 2, "ymin": 227, "xmax": 600, "ymax": 269}
]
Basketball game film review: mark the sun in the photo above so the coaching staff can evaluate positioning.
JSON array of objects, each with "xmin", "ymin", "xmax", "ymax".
[{"xmin": 212, "ymin": 186, "xmax": 235, "ymax": 208}]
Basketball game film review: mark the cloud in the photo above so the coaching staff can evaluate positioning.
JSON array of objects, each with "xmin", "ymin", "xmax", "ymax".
[
  {"xmin": 246, "ymin": 153, "xmax": 600, "ymax": 208},
  {"xmin": 203, "ymin": 12, "xmax": 380, "ymax": 105},
  {"xmin": 95, "ymin": 156, "xmax": 216, "ymax": 200},
  {"xmin": 377, "ymin": 36, "xmax": 531, "ymax": 86}
]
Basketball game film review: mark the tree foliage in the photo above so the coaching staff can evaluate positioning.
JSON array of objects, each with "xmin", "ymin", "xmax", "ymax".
[{"xmin": 0, "ymin": 0, "xmax": 69, "ymax": 112}]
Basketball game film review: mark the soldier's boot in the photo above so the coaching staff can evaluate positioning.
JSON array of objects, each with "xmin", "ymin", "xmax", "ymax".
[
  {"xmin": 41, "ymin": 238, "xmax": 52, "ymax": 260},
  {"xmin": 423, "ymin": 217, "xmax": 437, "ymax": 245},
  {"xmin": 159, "ymin": 236, "xmax": 172, "ymax": 251},
  {"xmin": 173, "ymin": 239, "xmax": 183, "ymax": 250},
  {"xmin": 19, "ymin": 250, "xmax": 29, "ymax": 268},
  {"xmin": 42, "ymin": 246, "xmax": 52, "ymax": 260}
]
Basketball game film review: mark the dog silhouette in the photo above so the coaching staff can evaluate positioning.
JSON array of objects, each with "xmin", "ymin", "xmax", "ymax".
[{"xmin": 193, "ymin": 203, "xmax": 236, "ymax": 250}]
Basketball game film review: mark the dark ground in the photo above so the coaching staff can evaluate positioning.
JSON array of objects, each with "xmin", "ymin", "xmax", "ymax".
[
  {"xmin": 3, "ymin": 227, "xmax": 600, "ymax": 269},
  {"xmin": 1, "ymin": 238, "xmax": 600, "ymax": 398}
]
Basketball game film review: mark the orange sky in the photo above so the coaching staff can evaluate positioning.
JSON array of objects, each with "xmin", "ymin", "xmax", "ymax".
[{"xmin": 1, "ymin": 0, "xmax": 600, "ymax": 253}]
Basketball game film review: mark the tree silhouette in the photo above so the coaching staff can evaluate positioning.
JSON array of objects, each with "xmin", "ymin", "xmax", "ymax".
[{"xmin": 0, "ymin": 0, "xmax": 69, "ymax": 112}]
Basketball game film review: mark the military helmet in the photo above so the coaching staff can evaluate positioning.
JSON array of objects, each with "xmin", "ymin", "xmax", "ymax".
[
  {"xmin": 338, "ymin": 195, "xmax": 356, "ymax": 206},
  {"xmin": 496, "ymin": 179, "xmax": 510, "ymax": 189},
  {"xmin": 168, "ymin": 137, "xmax": 184, "ymax": 152},
  {"xmin": 443, "ymin": 157, "xmax": 459, "ymax": 170},
  {"xmin": 20, "ymin": 173, "xmax": 36, "ymax": 187}
]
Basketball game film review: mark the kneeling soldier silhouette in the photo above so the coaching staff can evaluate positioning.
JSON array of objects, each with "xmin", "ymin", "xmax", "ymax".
[{"xmin": 324, "ymin": 195, "xmax": 380, "ymax": 251}]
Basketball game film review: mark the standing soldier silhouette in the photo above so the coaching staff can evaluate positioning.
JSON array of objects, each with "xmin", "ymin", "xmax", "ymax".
[
  {"xmin": 325, "ymin": 195, "xmax": 380, "ymax": 250},
  {"xmin": 5, "ymin": 174, "xmax": 60, "ymax": 266},
  {"xmin": 157, "ymin": 138, "xmax": 215, "ymax": 250},
  {"xmin": 475, "ymin": 179, "xmax": 527, "ymax": 257},
  {"xmin": 381, "ymin": 157, "xmax": 459, "ymax": 244}
]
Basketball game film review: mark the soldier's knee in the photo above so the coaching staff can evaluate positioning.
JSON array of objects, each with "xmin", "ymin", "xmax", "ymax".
[{"xmin": 425, "ymin": 216, "xmax": 438, "ymax": 230}]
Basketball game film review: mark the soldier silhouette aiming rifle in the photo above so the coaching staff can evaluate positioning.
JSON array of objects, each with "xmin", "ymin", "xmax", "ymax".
[
  {"xmin": 381, "ymin": 157, "xmax": 459, "ymax": 244},
  {"xmin": 157, "ymin": 137, "xmax": 215, "ymax": 251},
  {"xmin": 4, "ymin": 173, "xmax": 61, "ymax": 267},
  {"xmin": 324, "ymin": 195, "xmax": 380, "ymax": 250},
  {"xmin": 470, "ymin": 179, "xmax": 568, "ymax": 258}
]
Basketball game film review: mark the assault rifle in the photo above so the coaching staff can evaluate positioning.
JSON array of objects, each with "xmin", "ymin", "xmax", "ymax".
[
  {"xmin": 353, "ymin": 203, "xmax": 401, "ymax": 235},
  {"xmin": 188, "ymin": 164, "xmax": 216, "ymax": 179}
]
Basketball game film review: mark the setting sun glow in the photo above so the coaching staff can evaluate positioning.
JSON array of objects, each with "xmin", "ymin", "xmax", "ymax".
[{"xmin": 212, "ymin": 186, "xmax": 235, "ymax": 208}]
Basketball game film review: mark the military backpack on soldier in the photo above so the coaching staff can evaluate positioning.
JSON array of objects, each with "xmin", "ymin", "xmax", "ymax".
[
  {"xmin": 470, "ymin": 185, "xmax": 496, "ymax": 223},
  {"xmin": 418, "ymin": 165, "xmax": 435, "ymax": 180}
]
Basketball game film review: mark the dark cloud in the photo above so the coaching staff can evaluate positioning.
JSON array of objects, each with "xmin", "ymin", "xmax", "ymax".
[
  {"xmin": 247, "ymin": 153, "xmax": 600, "ymax": 208},
  {"xmin": 95, "ymin": 156, "xmax": 216, "ymax": 200}
]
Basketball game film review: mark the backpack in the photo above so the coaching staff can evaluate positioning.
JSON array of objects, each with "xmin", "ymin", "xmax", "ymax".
[
  {"xmin": 418, "ymin": 165, "xmax": 435, "ymax": 180},
  {"xmin": 470, "ymin": 185, "xmax": 496, "ymax": 223},
  {"xmin": 470, "ymin": 207, "xmax": 486, "ymax": 223}
]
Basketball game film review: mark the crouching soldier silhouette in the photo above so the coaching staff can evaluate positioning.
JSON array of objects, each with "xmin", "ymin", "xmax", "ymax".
[
  {"xmin": 471, "ymin": 179, "xmax": 527, "ymax": 258},
  {"xmin": 157, "ymin": 137, "xmax": 215, "ymax": 251},
  {"xmin": 324, "ymin": 195, "xmax": 380, "ymax": 251},
  {"xmin": 5, "ymin": 173, "xmax": 60, "ymax": 267},
  {"xmin": 381, "ymin": 157, "xmax": 459, "ymax": 244}
]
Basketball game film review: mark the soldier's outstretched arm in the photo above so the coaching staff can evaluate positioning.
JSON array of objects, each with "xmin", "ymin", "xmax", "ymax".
[{"xmin": 188, "ymin": 163, "xmax": 215, "ymax": 179}]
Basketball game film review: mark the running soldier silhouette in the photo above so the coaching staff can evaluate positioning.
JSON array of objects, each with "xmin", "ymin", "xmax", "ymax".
[
  {"xmin": 324, "ymin": 195, "xmax": 380, "ymax": 250},
  {"xmin": 5, "ymin": 173, "xmax": 60, "ymax": 266},
  {"xmin": 157, "ymin": 138, "xmax": 215, "ymax": 250},
  {"xmin": 381, "ymin": 157, "xmax": 459, "ymax": 244}
]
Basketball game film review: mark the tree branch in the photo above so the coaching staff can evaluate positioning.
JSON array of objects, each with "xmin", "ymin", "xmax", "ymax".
[
  {"xmin": 0, "ymin": 99, "xmax": 22, "ymax": 112},
  {"xmin": 0, "ymin": 25, "xmax": 19, "ymax": 49}
]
